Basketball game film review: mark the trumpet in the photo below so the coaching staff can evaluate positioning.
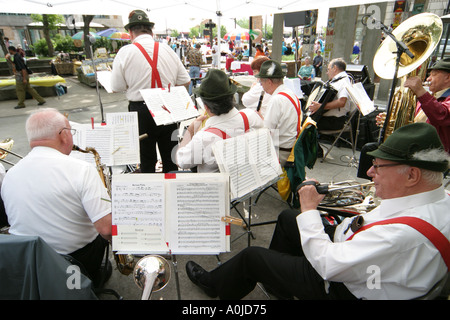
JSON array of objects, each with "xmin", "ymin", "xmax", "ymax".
[{"xmin": 297, "ymin": 180, "xmax": 376, "ymax": 209}]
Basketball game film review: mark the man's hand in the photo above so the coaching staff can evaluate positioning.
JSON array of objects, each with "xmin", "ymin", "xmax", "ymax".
[
  {"xmin": 404, "ymin": 76, "xmax": 427, "ymax": 97},
  {"xmin": 308, "ymin": 101, "xmax": 321, "ymax": 114},
  {"xmin": 298, "ymin": 179, "xmax": 325, "ymax": 213}
]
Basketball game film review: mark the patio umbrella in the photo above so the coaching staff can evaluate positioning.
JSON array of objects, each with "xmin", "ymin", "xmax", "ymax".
[
  {"xmin": 223, "ymin": 29, "xmax": 250, "ymax": 41},
  {"xmin": 108, "ymin": 32, "xmax": 130, "ymax": 41},
  {"xmin": 97, "ymin": 28, "xmax": 119, "ymax": 37},
  {"xmin": 71, "ymin": 31, "xmax": 100, "ymax": 40}
]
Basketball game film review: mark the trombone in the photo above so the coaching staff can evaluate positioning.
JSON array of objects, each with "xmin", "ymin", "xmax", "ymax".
[{"xmin": 0, "ymin": 139, "xmax": 23, "ymax": 167}]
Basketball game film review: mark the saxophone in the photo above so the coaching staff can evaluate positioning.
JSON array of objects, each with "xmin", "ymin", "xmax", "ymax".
[{"xmin": 72, "ymin": 144, "xmax": 135, "ymax": 276}]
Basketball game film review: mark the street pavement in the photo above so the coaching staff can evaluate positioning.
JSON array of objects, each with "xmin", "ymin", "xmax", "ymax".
[{"xmin": 0, "ymin": 73, "xmax": 383, "ymax": 301}]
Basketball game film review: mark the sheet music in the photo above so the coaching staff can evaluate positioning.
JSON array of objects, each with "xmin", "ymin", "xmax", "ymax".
[
  {"xmin": 167, "ymin": 174, "xmax": 229, "ymax": 254},
  {"xmin": 111, "ymin": 173, "xmax": 230, "ymax": 255},
  {"xmin": 106, "ymin": 112, "xmax": 140, "ymax": 165},
  {"xmin": 140, "ymin": 86, "xmax": 199, "ymax": 126},
  {"xmin": 346, "ymin": 82, "xmax": 375, "ymax": 116},
  {"xmin": 70, "ymin": 113, "xmax": 140, "ymax": 166},
  {"xmin": 284, "ymin": 77, "xmax": 304, "ymax": 99},
  {"xmin": 213, "ymin": 128, "xmax": 282, "ymax": 200},
  {"xmin": 111, "ymin": 174, "xmax": 165, "ymax": 227},
  {"xmin": 113, "ymin": 225, "xmax": 168, "ymax": 254},
  {"xmin": 96, "ymin": 70, "xmax": 113, "ymax": 93}
]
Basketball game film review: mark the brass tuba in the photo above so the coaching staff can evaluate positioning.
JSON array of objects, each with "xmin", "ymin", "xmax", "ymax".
[{"xmin": 373, "ymin": 13, "xmax": 443, "ymax": 141}]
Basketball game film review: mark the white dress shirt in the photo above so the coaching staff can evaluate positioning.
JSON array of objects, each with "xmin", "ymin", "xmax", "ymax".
[
  {"xmin": 242, "ymin": 81, "xmax": 271, "ymax": 117},
  {"xmin": 1, "ymin": 147, "xmax": 111, "ymax": 254},
  {"xmin": 111, "ymin": 34, "xmax": 191, "ymax": 101},
  {"xmin": 323, "ymin": 71, "xmax": 353, "ymax": 118},
  {"xmin": 177, "ymin": 108, "xmax": 264, "ymax": 172},
  {"xmin": 263, "ymin": 84, "xmax": 302, "ymax": 151},
  {"xmin": 297, "ymin": 186, "xmax": 450, "ymax": 299}
]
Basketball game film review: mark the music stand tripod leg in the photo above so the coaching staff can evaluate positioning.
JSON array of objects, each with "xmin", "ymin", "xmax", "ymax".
[{"xmin": 171, "ymin": 254, "xmax": 182, "ymax": 300}]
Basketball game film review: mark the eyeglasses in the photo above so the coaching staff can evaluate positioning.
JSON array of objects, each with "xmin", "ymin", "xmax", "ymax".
[
  {"xmin": 59, "ymin": 127, "xmax": 77, "ymax": 136},
  {"xmin": 371, "ymin": 159, "xmax": 403, "ymax": 174}
]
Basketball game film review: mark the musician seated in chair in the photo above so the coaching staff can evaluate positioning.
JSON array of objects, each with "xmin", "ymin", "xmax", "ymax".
[
  {"xmin": 176, "ymin": 69, "xmax": 264, "ymax": 173},
  {"xmin": 255, "ymin": 60, "xmax": 303, "ymax": 166},
  {"xmin": 308, "ymin": 58, "xmax": 353, "ymax": 131},
  {"xmin": 1, "ymin": 108, "xmax": 112, "ymax": 284},
  {"xmin": 186, "ymin": 122, "xmax": 449, "ymax": 300}
]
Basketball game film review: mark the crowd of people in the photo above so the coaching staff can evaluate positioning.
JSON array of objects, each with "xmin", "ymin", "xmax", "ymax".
[{"xmin": 1, "ymin": 8, "xmax": 449, "ymax": 301}]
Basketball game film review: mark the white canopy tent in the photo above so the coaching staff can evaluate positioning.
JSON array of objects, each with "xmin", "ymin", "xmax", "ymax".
[{"xmin": 1, "ymin": 0, "xmax": 396, "ymax": 59}]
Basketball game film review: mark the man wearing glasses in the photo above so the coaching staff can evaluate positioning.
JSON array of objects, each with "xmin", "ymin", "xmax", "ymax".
[
  {"xmin": 1, "ymin": 108, "xmax": 112, "ymax": 285},
  {"xmin": 186, "ymin": 122, "xmax": 449, "ymax": 300}
]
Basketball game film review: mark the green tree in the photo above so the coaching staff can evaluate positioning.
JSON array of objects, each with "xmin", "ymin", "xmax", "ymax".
[
  {"xmin": 30, "ymin": 14, "xmax": 64, "ymax": 57},
  {"xmin": 171, "ymin": 29, "xmax": 180, "ymax": 38}
]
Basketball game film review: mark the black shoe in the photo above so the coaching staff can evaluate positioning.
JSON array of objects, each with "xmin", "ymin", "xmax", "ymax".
[
  {"xmin": 37, "ymin": 101, "xmax": 46, "ymax": 106},
  {"xmin": 186, "ymin": 261, "xmax": 218, "ymax": 298},
  {"xmin": 14, "ymin": 105, "xmax": 25, "ymax": 109}
]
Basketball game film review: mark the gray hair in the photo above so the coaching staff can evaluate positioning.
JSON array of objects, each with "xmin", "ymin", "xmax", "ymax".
[
  {"xmin": 397, "ymin": 148, "xmax": 449, "ymax": 185},
  {"xmin": 330, "ymin": 58, "xmax": 346, "ymax": 72},
  {"xmin": 25, "ymin": 108, "xmax": 67, "ymax": 143}
]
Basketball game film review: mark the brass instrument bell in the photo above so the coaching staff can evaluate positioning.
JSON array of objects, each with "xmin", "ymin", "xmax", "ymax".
[
  {"xmin": 373, "ymin": 12, "xmax": 442, "ymax": 80},
  {"xmin": 133, "ymin": 255, "xmax": 171, "ymax": 300}
]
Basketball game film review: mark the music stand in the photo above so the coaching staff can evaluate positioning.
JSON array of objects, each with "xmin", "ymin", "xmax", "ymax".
[{"xmin": 87, "ymin": 35, "xmax": 106, "ymax": 124}]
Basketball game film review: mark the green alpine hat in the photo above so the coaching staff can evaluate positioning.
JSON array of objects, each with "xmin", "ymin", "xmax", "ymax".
[
  {"xmin": 254, "ymin": 60, "xmax": 285, "ymax": 79},
  {"xmin": 194, "ymin": 69, "xmax": 237, "ymax": 101},
  {"xmin": 430, "ymin": 57, "xmax": 450, "ymax": 73},
  {"xmin": 124, "ymin": 10, "xmax": 155, "ymax": 30},
  {"xmin": 367, "ymin": 123, "xmax": 448, "ymax": 172}
]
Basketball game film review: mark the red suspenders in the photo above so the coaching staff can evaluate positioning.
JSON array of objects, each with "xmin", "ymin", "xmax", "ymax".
[
  {"xmin": 346, "ymin": 217, "xmax": 450, "ymax": 270},
  {"xmin": 134, "ymin": 42, "xmax": 163, "ymax": 89},
  {"xmin": 278, "ymin": 92, "xmax": 301, "ymax": 137},
  {"xmin": 205, "ymin": 112, "xmax": 250, "ymax": 139}
]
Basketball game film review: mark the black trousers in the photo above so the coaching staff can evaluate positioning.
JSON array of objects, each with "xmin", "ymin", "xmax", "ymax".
[
  {"xmin": 207, "ymin": 209, "xmax": 357, "ymax": 300},
  {"xmin": 129, "ymin": 101, "xmax": 179, "ymax": 173},
  {"xmin": 317, "ymin": 115, "xmax": 347, "ymax": 131},
  {"xmin": 68, "ymin": 234, "xmax": 108, "ymax": 284}
]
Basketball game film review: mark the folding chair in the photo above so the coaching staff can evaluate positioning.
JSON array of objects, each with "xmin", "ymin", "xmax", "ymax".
[{"xmin": 318, "ymin": 107, "xmax": 360, "ymax": 166}]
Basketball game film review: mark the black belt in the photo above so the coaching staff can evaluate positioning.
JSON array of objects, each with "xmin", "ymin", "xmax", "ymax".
[{"xmin": 279, "ymin": 147, "xmax": 292, "ymax": 152}]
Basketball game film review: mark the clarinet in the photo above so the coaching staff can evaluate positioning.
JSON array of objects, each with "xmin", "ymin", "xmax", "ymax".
[{"xmin": 256, "ymin": 91, "xmax": 265, "ymax": 112}]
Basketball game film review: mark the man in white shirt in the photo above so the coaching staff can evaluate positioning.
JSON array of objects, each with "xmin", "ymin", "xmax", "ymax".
[
  {"xmin": 185, "ymin": 122, "xmax": 449, "ymax": 300},
  {"xmin": 241, "ymin": 56, "xmax": 271, "ymax": 117},
  {"xmin": 111, "ymin": 10, "xmax": 191, "ymax": 173},
  {"xmin": 1, "ymin": 108, "xmax": 112, "ymax": 283},
  {"xmin": 176, "ymin": 69, "xmax": 264, "ymax": 172},
  {"xmin": 308, "ymin": 58, "xmax": 353, "ymax": 131},
  {"xmin": 256, "ymin": 60, "xmax": 302, "ymax": 166}
]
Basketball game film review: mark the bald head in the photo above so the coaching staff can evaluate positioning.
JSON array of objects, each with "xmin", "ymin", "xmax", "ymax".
[{"xmin": 26, "ymin": 108, "xmax": 73, "ymax": 155}]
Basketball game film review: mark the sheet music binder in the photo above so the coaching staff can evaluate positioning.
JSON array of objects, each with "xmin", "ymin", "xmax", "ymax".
[
  {"xmin": 111, "ymin": 172, "xmax": 231, "ymax": 255},
  {"xmin": 212, "ymin": 128, "xmax": 283, "ymax": 201},
  {"xmin": 140, "ymin": 86, "xmax": 200, "ymax": 126}
]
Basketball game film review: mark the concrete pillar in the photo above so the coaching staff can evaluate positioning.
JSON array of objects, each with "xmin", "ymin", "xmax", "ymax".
[
  {"xmin": 323, "ymin": 5, "xmax": 359, "ymax": 81},
  {"xmin": 271, "ymin": 13, "xmax": 284, "ymax": 63}
]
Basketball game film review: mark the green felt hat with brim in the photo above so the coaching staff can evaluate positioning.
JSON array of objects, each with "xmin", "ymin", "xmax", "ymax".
[
  {"xmin": 194, "ymin": 69, "xmax": 237, "ymax": 101},
  {"xmin": 367, "ymin": 123, "xmax": 448, "ymax": 172},
  {"xmin": 254, "ymin": 60, "xmax": 285, "ymax": 79},
  {"xmin": 125, "ymin": 10, "xmax": 155, "ymax": 30},
  {"xmin": 430, "ymin": 57, "xmax": 450, "ymax": 73}
]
